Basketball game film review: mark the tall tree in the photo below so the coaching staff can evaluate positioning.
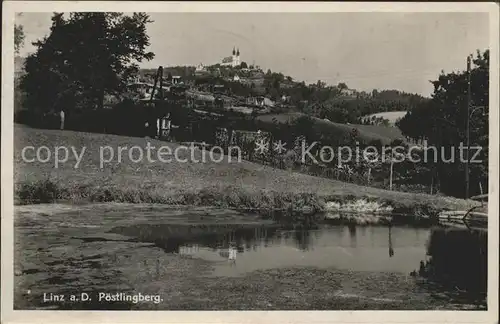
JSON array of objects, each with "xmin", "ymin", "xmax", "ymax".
[
  {"xmin": 14, "ymin": 24, "xmax": 25, "ymax": 55},
  {"xmin": 21, "ymin": 12, "xmax": 155, "ymax": 113}
]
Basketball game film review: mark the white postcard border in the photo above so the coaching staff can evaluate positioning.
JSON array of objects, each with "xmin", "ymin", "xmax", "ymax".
[{"xmin": 2, "ymin": 2, "xmax": 498, "ymax": 323}]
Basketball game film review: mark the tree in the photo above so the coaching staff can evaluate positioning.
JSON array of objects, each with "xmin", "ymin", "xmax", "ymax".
[
  {"xmin": 316, "ymin": 80, "xmax": 326, "ymax": 88},
  {"xmin": 337, "ymin": 82, "xmax": 348, "ymax": 91},
  {"xmin": 240, "ymin": 61, "xmax": 248, "ymax": 69},
  {"xmin": 14, "ymin": 24, "xmax": 25, "ymax": 55},
  {"xmin": 397, "ymin": 49, "xmax": 489, "ymax": 197},
  {"xmin": 21, "ymin": 12, "xmax": 155, "ymax": 114}
]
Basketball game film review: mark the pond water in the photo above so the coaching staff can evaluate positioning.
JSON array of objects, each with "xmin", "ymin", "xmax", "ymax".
[
  {"xmin": 15, "ymin": 205, "xmax": 487, "ymax": 309},
  {"xmin": 131, "ymin": 224, "xmax": 429, "ymax": 277},
  {"xmin": 110, "ymin": 219, "xmax": 487, "ymax": 300},
  {"xmin": 115, "ymin": 221, "xmax": 486, "ymax": 305}
]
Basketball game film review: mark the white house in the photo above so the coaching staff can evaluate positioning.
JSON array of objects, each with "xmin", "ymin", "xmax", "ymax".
[
  {"xmin": 340, "ymin": 88, "xmax": 356, "ymax": 97},
  {"xmin": 171, "ymin": 75, "xmax": 182, "ymax": 85},
  {"xmin": 195, "ymin": 63, "xmax": 206, "ymax": 72},
  {"xmin": 195, "ymin": 63, "xmax": 209, "ymax": 76},
  {"xmin": 246, "ymin": 96, "xmax": 275, "ymax": 108}
]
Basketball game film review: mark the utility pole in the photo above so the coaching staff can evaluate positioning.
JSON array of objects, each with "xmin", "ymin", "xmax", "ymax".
[
  {"xmin": 465, "ymin": 55, "xmax": 472, "ymax": 199},
  {"xmin": 389, "ymin": 159, "xmax": 394, "ymax": 191}
]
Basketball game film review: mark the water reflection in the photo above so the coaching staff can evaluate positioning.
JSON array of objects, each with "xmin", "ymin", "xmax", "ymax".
[
  {"xmin": 114, "ymin": 223, "xmax": 431, "ymax": 276},
  {"xmin": 348, "ymin": 224, "xmax": 356, "ymax": 248},
  {"xmin": 109, "ymin": 220, "xmax": 487, "ymax": 308},
  {"xmin": 294, "ymin": 230, "xmax": 312, "ymax": 251},
  {"xmin": 111, "ymin": 222, "xmax": 486, "ymax": 301},
  {"xmin": 389, "ymin": 226, "xmax": 394, "ymax": 258},
  {"xmin": 412, "ymin": 227, "xmax": 487, "ymax": 307}
]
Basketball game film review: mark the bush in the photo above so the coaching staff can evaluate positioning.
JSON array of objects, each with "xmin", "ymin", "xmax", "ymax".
[{"xmin": 16, "ymin": 179, "xmax": 67, "ymax": 204}]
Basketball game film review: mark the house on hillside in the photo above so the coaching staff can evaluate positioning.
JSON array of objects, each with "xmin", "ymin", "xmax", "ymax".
[
  {"xmin": 246, "ymin": 96, "xmax": 275, "ymax": 108},
  {"xmin": 171, "ymin": 75, "xmax": 183, "ymax": 85},
  {"xmin": 195, "ymin": 63, "xmax": 209, "ymax": 76},
  {"xmin": 340, "ymin": 88, "xmax": 356, "ymax": 97}
]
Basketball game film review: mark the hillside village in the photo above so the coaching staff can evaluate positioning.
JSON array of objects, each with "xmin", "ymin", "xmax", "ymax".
[
  {"xmin": 14, "ymin": 45, "xmax": 421, "ymax": 131},
  {"xmin": 122, "ymin": 47, "xmax": 413, "ymax": 125}
]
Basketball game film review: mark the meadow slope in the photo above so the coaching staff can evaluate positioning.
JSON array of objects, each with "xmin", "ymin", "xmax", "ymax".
[
  {"xmin": 14, "ymin": 124, "xmax": 473, "ymax": 213},
  {"xmin": 256, "ymin": 112, "xmax": 406, "ymax": 145}
]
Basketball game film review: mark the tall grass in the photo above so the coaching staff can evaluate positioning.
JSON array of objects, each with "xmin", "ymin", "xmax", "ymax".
[
  {"xmin": 15, "ymin": 178, "xmax": 445, "ymax": 222},
  {"xmin": 15, "ymin": 179, "xmax": 323, "ymax": 210}
]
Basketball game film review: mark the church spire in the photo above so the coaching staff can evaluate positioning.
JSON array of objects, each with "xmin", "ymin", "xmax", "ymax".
[
  {"xmin": 236, "ymin": 48, "xmax": 240, "ymax": 56},
  {"xmin": 232, "ymin": 47, "xmax": 236, "ymax": 55}
]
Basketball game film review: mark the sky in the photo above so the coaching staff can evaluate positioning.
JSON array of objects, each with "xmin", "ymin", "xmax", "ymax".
[{"xmin": 16, "ymin": 12, "xmax": 489, "ymax": 96}]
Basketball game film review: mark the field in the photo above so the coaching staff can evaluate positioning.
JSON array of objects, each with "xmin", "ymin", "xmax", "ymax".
[
  {"xmin": 256, "ymin": 112, "xmax": 406, "ymax": 145},
  {"xmin": 360, "ymin": 111, "xmax": 408, "ymax": 125},
  {"xmin": 14, "ymin": 124, "xmax": 474, "ymax": 214}
]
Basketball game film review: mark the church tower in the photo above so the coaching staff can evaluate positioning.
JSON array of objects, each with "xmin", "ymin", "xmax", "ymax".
[{"xmin": 236, "ymin": 48, "xmax": 241, "ymax": 66}]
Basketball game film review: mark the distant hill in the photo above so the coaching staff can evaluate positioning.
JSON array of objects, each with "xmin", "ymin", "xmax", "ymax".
[{"xmin": 256, "ymin": 112, "xmax": 405, "ymax": 145}]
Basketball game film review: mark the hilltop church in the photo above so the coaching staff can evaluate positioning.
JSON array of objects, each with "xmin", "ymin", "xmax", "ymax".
[{"xmin": 221, "ymin": 47, "xmax": 241, "ymax": 67}]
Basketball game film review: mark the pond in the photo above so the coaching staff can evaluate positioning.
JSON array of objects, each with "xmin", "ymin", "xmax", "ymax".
[
  {"xmin": 144, "ymin": 224, "xmax": 429, "ymax": 277},
  {"xmin": 15, "ymin": 205, "xmax": 487, "ymax": 310},
  {"xmin": 110, "ymin": 220, "xmax": 487, "ymax": 304}
]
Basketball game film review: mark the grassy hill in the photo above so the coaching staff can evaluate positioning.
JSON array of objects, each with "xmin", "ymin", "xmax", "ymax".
[
  {"xmin": 257, "ymin": 112, "xmax": 406, "ymax": 145},
  {"xmin": 14, "ymin": 124, "xmax": 473, "ymax": 214}
]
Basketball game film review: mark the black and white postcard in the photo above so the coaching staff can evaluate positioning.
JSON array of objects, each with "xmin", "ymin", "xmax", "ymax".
[{"xmin": 2, "ymin": 2, "xmax": 498, "ymax": 324}]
